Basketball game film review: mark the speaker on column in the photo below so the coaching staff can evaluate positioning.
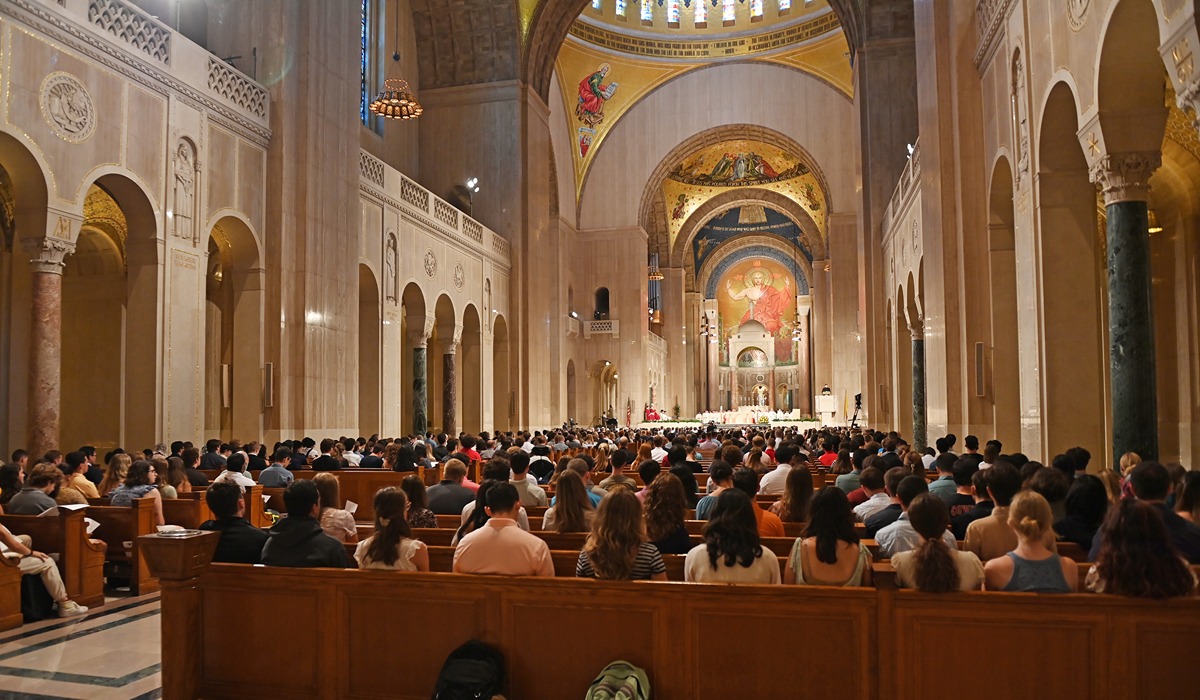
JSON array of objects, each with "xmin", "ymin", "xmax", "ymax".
[
  {"xmin": 220, "ymin": 364, "xmax": 231, "ymax": 409},
  {"xmin": 263, "ymin": 362, "xmax": 274, "ymax": 408},
  {"xmin": 974, "ymin": 342, "xmax": 985, "ymax": 397}
]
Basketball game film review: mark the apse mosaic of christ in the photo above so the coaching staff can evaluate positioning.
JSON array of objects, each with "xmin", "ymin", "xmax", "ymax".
[{"xmin": 717, "ymin": 259, "xmax": 797, "ymax": 367}]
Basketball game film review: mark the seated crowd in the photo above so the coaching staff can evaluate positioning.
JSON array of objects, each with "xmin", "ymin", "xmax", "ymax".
[{"xmin": 0, "ymin": 424, "xmax": 1196, "ymax": 623}]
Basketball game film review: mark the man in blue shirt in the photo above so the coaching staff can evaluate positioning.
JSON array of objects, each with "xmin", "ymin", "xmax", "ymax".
[{"xmin": 258, "ymin": 447, "xmax": 295, "ymax": 488}]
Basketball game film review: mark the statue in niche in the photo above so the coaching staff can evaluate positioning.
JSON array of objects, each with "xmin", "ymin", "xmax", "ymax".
[
  {"xmin": 385, "ymin": 235, "xmax": 398, "ymax": 302},
  {"xmin": 1011, "ymin": 51, "xmax": 1030, "ymax": 187},
  {"xmin": 173, "ymin": 140, "xmax": 195, "ymax": 243}
]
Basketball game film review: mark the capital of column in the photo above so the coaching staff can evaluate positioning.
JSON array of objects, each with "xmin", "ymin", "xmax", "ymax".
[
  {"xmin": 22, "ymin": 237, "xmax": 76, "ymax": 275},
  {"xmin": 1089, "ymin": 151, "xmax": 1161, "ymax": 205},
  {"xmin": 407, "ymin": 315, "xmax": 436, "ymax": 348},
  {"xmin": 438, "ymin": 325, "xmax": 463, "ymax": 355}
]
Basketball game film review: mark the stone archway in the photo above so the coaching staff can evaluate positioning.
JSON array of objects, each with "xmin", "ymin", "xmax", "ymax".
[{"xmin": 637, "ymin": 124, "xmax": 833, "ymax": 265}]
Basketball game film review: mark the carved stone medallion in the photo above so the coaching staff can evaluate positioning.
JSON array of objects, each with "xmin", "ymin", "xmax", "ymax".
[
  {"xmin": 424, "ymin": 250, "xmax": 437, "ymax": 277},
  {"xmin": 40, "ymin": 73, "xmax": 96, "ymax": 143},
  {"xmin": 1067, "ymin": 0, "xmax": 1091, "ymax": 31},
  {"xmin": 453, "ymin": 263, "xmax": 465, "ymax": 290}
]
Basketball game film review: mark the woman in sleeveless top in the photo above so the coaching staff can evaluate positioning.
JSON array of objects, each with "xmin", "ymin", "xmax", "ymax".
[
  {"xmin": 354, "ymin": 487, "xmax": 429, "ymax": 571},
  {"xmin": 984, "ymin": 490, "xmax": 1077, "ymax": 593},
  {"xmin": 109, "ymin": 460, "xmax": 165, "ymax": 526},
  {"xmin": 785, "ymin": 487, "xmax": 871, "ymax": 587}
]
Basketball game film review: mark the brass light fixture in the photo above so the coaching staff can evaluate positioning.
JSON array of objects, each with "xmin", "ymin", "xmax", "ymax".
[{"xmin": 368, "ymin": 11, "xmax": 422, "ymax": 120}]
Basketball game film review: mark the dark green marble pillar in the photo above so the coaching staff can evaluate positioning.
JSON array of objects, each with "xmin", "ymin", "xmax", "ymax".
[
  {"xmin": 1107, "ymin": 200, "xmax": 1157, "ymax": 464},
  {"xmin": 412, "ymin": 346, "xmax": 428, "ymax": 436},
  {"xmin": 443, "ymin": 350, "xmax": 457, "ymax": 436},
  {"xmin": 912, "ymin": 333, "xmax": 926, "ymax": 450}
]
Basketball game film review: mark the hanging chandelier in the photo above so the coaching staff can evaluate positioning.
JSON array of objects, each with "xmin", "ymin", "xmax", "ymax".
[
  {"xmin": 369, "ymin": 76, "xmax": 422, "ymax": 120},
  {"xmin": 368, "ymin": 11, "xmax": 421, "ymax": 121}
]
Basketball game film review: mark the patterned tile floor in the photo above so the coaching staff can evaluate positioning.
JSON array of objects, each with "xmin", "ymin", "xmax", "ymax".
[{"xmin": 0, "ymin": 594, "xmax": 161, "ymax": 699}]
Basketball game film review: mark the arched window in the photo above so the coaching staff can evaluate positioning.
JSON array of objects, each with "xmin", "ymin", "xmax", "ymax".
[
  {"xmin": 592, "ymin": 0, "xmax": 602, "ymax": 9},
  {"xmin": 594, "ymin": 288, "xmax": 611, "ymax": 320},
  {"xmin": 666, "ymin": 0, "xmax": 680, "ymax": 24},
  {"xmin": 640, "ymin": 0, "xmax": 653, "ymax": 22},
  {"xmin": 722, "ymin": 0, "xmax": 736, "ymax": 23},
  {"xmin": 615, "ymin": 0, "xmax": 627, "ymax": 17},
  {"xmin": 750, "ymin": 0, "xmax": 764, "ymax": 19},
  {"xmin": 778, "ymin": 0, "xmax": 792, "ymax": 11},
  {"xmin": 359, "ymin": 0, "xmax": 382, "ymax": 133},
  {"xmin": 694, "ymin": 0, "xmax": 707, "ymax": 24}
]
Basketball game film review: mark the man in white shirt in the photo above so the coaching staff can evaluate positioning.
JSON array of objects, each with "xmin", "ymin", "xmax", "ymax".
[
  {"xmin": 759, "ymin": 443, "xmax": 799, "ymax": 496},
  {"xmin": 213, "ymin": 452, "xmax": 257, "ymax": 491},
  {"xmin": 649, "ymin": 436, "xmax": 669, "ymax": 463},
  {"xmin": 852, "ymin": 467, "xmax": 891, "ymax": 522},
  {"xmin": 341, "ymin": 438, "xmax": 362, "ymax": 466},
  {"xmin": 453, "ymin": 484, "xmax": 554, "ymax": 577}
]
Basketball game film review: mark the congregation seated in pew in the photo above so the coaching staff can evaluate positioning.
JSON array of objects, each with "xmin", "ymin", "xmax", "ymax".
[
  {"xmin": 261, "ymin": 480, "xmax": 349, "ymax": 569},
  {"xmin": 200, "ymin": 482, "xmax": 269, "ymax": 565},
  {"xmin": 785, "ymin": 486, "xmax": 871, "ymax": 587},
  {"xmin": 453, "ymin": 483, "xmax": 553, "ymax": 577},
  {"xmin": 353, "ymin": 486, "xmax": 429, "ymax": 572},
  {"xmin": 684, "ymin": 490, "xmax": 780, "ymax": 585}
]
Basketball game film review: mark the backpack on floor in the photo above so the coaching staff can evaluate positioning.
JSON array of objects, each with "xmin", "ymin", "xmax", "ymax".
[
  {"xmin": 20, "ymin": 574, "xmax": 56, "ymax": 623},
  {"xmin": 585, "ymin": 660, "xmax": 650, "ymax": 700},
  {"xmin": 431, "ymin": 640, "xmax": 505, "ymax": 700}
]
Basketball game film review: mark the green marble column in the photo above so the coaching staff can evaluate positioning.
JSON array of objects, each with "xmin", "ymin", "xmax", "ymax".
[
  {"xmin": 912, "ymin": 332, "xmax": 926, "ymax": 450},
  {"xmin": 1107, "ymin": 200, "xmax": 1157, "ymax": 463},
  {"xmin": 443, "ymin": 350, "xmax": 457, "ymax": 436},
  {"xmin": 412, "ymin": 346, "xmax": 428, "ymax": 436}
]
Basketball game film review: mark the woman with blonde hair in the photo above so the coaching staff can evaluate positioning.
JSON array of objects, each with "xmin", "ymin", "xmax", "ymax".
[
  {"xmin": 313, "ymin": 472, "xmax": 358, "ymax": 543},
  {"xmin": 577, "ymin": 489, "xmax": 667, "ymax": 581},
  {"xmin": 746, "ymin": 450, "xmax": 769, "ymax": 475},
  {"xmin": 542, "ymin": 470, "xmax": 594, "ymax": 533},
  {"xmin": 983, "ymin": 490, "xmax": 1077, "ymax": 593},
  {"xmin": 98, "ymin": 453, "xmax": 132, "ymax": 497},
  {"xmin": 1117, "ymin": 451, "xmax": 1142, "ymax": 500},
  {"xmin": 593, "ymin": 444, "xmax": 611, "ymax": 477},
  {"xmin": 354, "ymin": 487, "xmax": 429, "ymax": 571}
]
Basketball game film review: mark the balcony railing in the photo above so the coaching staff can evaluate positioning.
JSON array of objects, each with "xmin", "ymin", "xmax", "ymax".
[
  {"xmin": 14, "ymin": 0, "xmax": 271, "ymax": 133},
  {"xmin": 359, "ymin": 150, "xmax": 511, "ymax": 266},
  {"xmin": 584, "ymin": 320, "xmax": 620, "ymax": 339}
]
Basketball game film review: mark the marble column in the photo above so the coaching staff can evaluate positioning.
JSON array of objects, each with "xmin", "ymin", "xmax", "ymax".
[
  {"xmin": 911, "ymin": 325, "xmax": 927, "ymax": 450},
  {"xmin": 23, "ymin": 237, "xmax": 75, "ymax": 458},
  {"xmin": 440, "ymin": 327, "xmax": 462, "ymax": 436},
  {"xmin": 409, "ymin": 331, "xmax": 430, "ymax": 436},
  {"xmin": 1090, "ymin": 152, "xmax": 1161, "ymax": 464}
]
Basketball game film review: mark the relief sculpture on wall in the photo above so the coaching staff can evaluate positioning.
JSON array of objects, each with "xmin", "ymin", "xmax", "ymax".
[
  {"xmin": 173, "ymin": 139, "xmax": 197, "ymax": 245},
  {"xmin": 385, "ymin": 234, "xmax": 398, "ymax": 302},
  {"xmin": 1011, "ymin": 50, "xmax": 1030, "ymax": 188}
]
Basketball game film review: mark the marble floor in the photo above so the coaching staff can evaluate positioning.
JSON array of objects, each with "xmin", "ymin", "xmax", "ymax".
[{"xmin": 0, "ymin": 594, "xmax": 161, "ymax": 699}]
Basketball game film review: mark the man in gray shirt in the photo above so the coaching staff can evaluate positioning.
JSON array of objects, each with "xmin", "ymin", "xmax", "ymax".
[
  {"xmin": 7, "ymin": 466, "xmax": 62, "ymax": 514},
  {"xmin": 258, "ymin": 447, "xmax": 296, "ymax": 488}
]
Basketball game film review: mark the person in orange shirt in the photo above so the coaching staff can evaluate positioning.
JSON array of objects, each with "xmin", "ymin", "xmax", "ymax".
[{"xmin": 732, "ymin": 467, "xmax": 785, "ymax": 538}]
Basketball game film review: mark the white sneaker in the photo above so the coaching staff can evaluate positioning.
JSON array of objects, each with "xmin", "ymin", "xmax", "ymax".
[{"xmin": 58, "ymin": 601, "xmax": 88, "ymax": 618}]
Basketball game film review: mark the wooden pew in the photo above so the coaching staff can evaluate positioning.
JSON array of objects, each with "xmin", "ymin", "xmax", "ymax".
[
  {"xmin": 144, "ymin": 532, "xmax": 1200, "ymax": 700},
  {"xmin": 87, "ymin": 498, "xmax": 159, "ymax": 594},
  {"xmin": 162, "ymin": 496, "xmax": 215, "ymax": 530},
  {"xmin": 0, "ymin": 556, "xmax": 21, "ymax": 631},
  {"xmin": 0, "ymin": 509, "xmax": 106, "ymax": 608}
]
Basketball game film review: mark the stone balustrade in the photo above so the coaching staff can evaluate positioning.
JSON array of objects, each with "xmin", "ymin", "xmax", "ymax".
[
  {"xmin": 10, "ymin": 0, "xmax": 270, "ymax": 138},
  {"xmin": 358, "ymin": 149, "xmax": 512, "ymax": 267}
]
